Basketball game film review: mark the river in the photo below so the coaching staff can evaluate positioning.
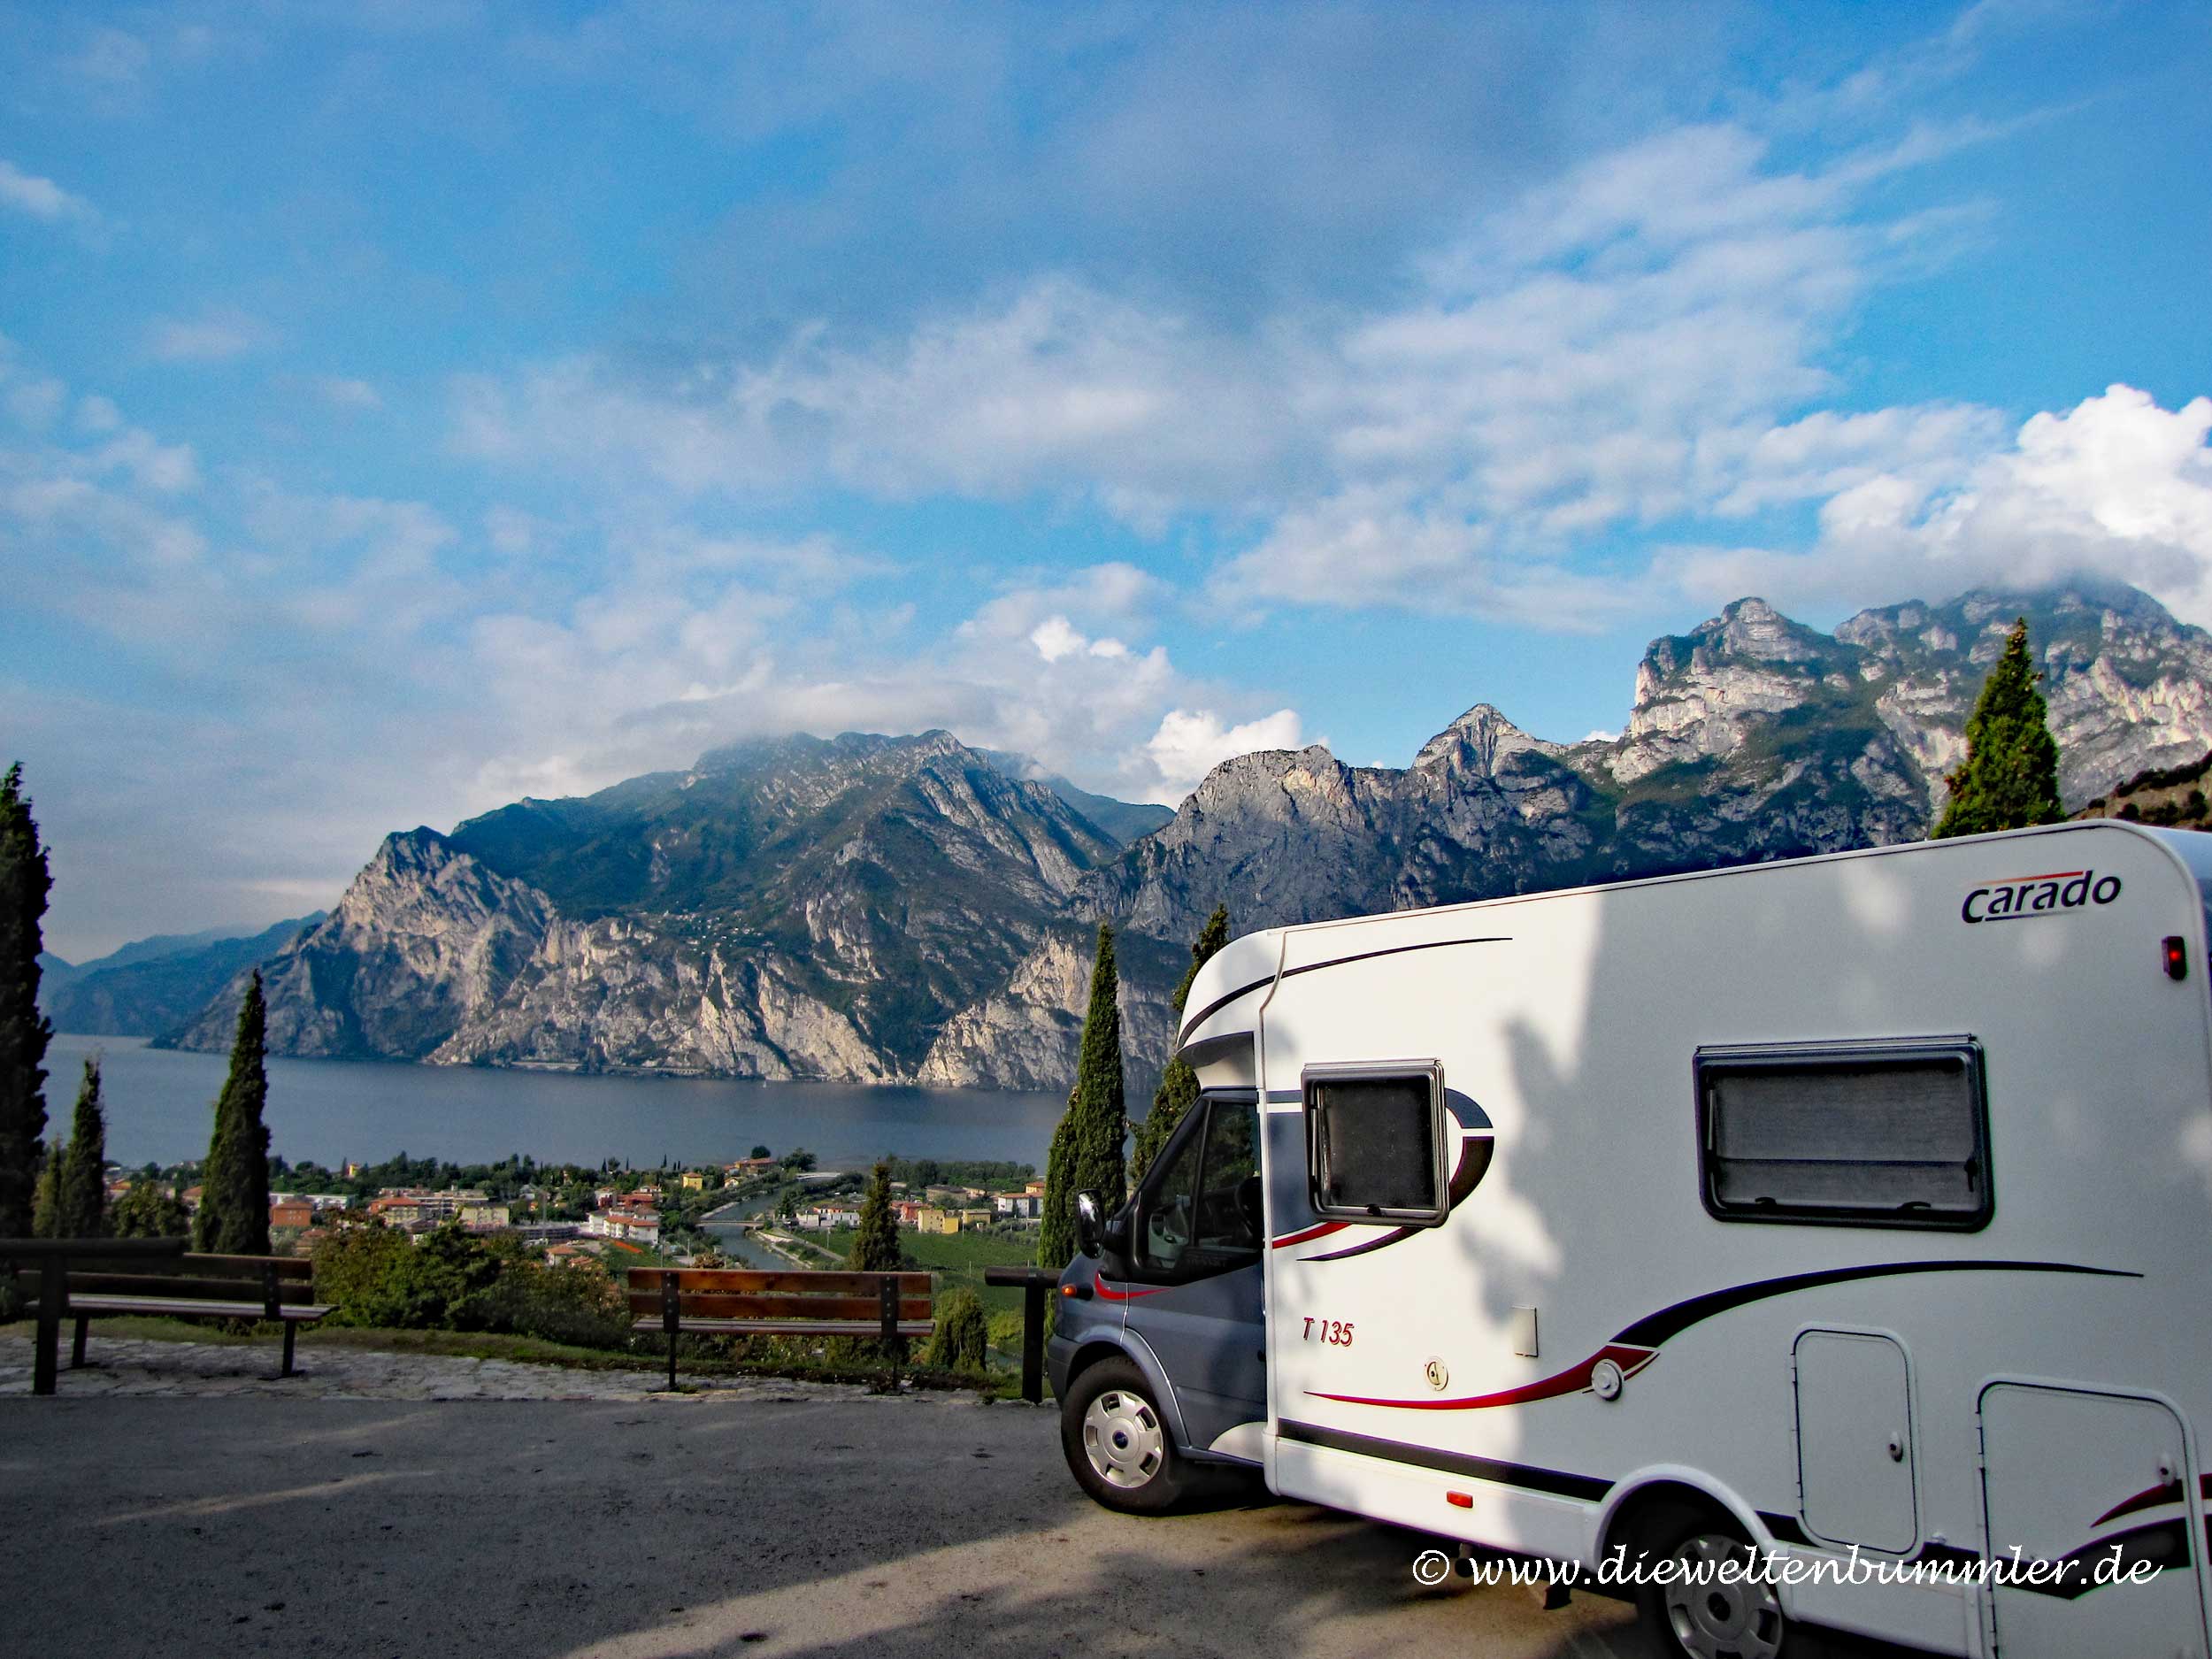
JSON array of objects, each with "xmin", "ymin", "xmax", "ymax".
[{"xmin": 42, "ymin": 1034, "xmax": 1066, "ymax": 1174}]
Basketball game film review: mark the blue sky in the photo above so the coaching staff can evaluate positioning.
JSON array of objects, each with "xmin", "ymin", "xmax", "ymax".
[{"xmin": 3, "ymin": 1, "xmax": 2208, "ymax": 959}]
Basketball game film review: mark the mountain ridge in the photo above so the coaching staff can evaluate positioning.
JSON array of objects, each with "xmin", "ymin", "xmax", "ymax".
[
  {"xmin": 161, "ymin": 580, "xmax": 2212, "ymax": 1089},
  {"xmin": 43, "ymin": 914, "xmax": 325, "ymax": 1037},
  {"xmin": 1074, "ymin": 583, "xmax": 2212, "ymax": 944}
]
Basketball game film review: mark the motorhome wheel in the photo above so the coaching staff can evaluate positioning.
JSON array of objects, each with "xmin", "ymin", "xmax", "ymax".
[
  {"xmin": 1634, "ymin": 1509, "xmax": 1786, "ymax": 1659},
  {"xmin": 1060, "ymin": 1356, "xmax": 1189, "ymax": 1513}
]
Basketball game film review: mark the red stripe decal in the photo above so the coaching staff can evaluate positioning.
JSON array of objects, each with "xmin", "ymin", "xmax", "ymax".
[
  {"xmin": 2093, "ymin": 1475, "xmax": 2208, "ymax": 1528},
  {"xmin": 1309, "ymin": 1343, "xmax": 1659, "ymax": 1410},
  {"xmin": 1271, "ymin": 1221, "xmax": 1349, "ymax": 1249},
  {"xmin": 1991, "ymin": 870, "xmax": 2086, "ymax": 883},
  {"xmin": 1092, "ymin": 1273, "xmax": 1167, "ymax": 1302}
]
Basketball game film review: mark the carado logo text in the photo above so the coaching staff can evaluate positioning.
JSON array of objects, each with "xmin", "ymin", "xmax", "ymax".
[{"xmin": 1961, "ymin": 868, "xmax": 2122, "ymax": 925}]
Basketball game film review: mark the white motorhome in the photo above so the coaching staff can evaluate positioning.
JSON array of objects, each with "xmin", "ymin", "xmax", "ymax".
[{"xmin": 1048, "ymin": 821, "xmax": 2212, "ymax": 1658}]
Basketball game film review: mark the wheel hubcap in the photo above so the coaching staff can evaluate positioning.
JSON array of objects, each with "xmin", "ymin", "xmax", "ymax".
[
  {"xmin": 1082, "ymin": 1388, "xmax": 1164, "ymax": 1489},
  {"xmin": 1662, "ymin": 1533, "xmax": 1784, "ymax": 1659}
]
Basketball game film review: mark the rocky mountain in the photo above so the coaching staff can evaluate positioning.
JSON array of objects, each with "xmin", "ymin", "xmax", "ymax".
[
  {"xmin": 165, "ymin": 732, "xmax": 1180, "ymax": 1091},
  {"xmin": 162, "ymin": 581, "xmax": 2212, "ymax": 1091},
  {"xmin": 42, "ymin": 915, "xmax": 323, "ymax": 1036},
  {"xmin": 976, "ymin": 750, "xmax": 1175, "ymax": 844},
  {"xmin": 1079, "ymin": 583, "xmax": 2212, "ymax": 943}
]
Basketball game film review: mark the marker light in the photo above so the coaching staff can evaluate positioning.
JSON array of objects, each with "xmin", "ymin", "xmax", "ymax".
[{"xmin": 2164, "ymin": 936, "xmax": 2188, "ymax": 981}]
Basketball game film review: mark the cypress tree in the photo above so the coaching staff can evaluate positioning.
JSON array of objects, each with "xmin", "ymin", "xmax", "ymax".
[
  {"xmin": 1933, "ymin": 618, "xmax": 2064, "ymax": 838},
  {"xmin": 56, "ymin": 1058, "xmax": 108, "ymax": 1237},
  {"xmin": 1131, "ymin": 904, "xmax": 1231, "ymax": 1181},
  {"xmin": 0, "ymin": 763, "xmax": 52, "ymax": 1238},
  {"xmin": 848, "ymin": 1159, "xmax": 902, "ymax": 1272},
  {"xmin": 1037, "ymin": 1091, "xmax": 1079, "ymax": 1269},
  {"xmin": 195, "ymin": 970, "xmax": 272, "ymax": 1255},
  {"xmin": 30, "ymin": 1141, "xmax": 60, "ymax": 1237},
  {"xmin": 1041, "ymin": 925, "xmax": 1127, "ymax": 1269}
]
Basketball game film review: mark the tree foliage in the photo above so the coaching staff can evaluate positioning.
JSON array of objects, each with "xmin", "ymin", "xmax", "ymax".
[
  {"xmin": 30, "ymin": 1141, "xmax": 60, "ymax": 1237},
  {"xmin": 0, "ymin": 763, "xmax": 52, "ymax": 1239},
  {"xmin": 923, "ymin": 1286, "xmax": 988, "ymax": 1371},
  {"xmin": 311, "ymin": 1220, "xmax": 508, "ymax": 1331},
  {"xmin": 111, "ymin": 1179, "xmax": 190, "ymax": 1239},
  {"xmin": 1131, "ymin": 904, "xmax": 1230, "ymax": 1180},
  {"xmin": 194, "ymin": 970, "xmax": 272, "ymax": 1255},
  {"xmin": 847, "ymin": 1159, "xmax": 903, "ymax": 1272},
  {"xmin": 1038, "ymin": 1101, "xmax": 1077, "ymax": 1269},
  {"xmin": 1040, "ymin": 924, "xmax": 1127, "ymax": 1269},
  {"xmin": 55, "ymin": 1058, "xmax": 108, "ymax": 1238},
  {"xmin": 1933, "ymin": 618, "xmax": 2064, "ymax": 839}
]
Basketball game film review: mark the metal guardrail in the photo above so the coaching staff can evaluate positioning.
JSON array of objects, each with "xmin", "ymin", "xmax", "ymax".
[{"xmin": 982, "ymin": 1264, "xmax": 1060, "ymax": 1403}]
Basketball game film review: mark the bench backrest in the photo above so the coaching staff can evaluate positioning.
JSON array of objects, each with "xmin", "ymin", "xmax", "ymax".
[
  {"xmin": 4, "ymin": 1250, "xmax": 317, "ymax": 1309},
  {"xmin": 626, "ymin": 1268, "xmax": 930, "ymax": 1329}
]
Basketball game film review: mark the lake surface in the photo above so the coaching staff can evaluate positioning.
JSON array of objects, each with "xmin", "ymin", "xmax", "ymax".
[{"xmin": 43, "ymin": 1034, "xmax": 1065, "ymax": 1174}]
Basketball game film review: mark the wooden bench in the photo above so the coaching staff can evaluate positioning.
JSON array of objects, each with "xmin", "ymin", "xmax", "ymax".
[
  {"xmin": 627, "ymin": 1268, "xmax": 932, "ymax": 1390},
  {"xmin": 4, "ymin": 1240, "xmax": 331, "ymax": 1394}
]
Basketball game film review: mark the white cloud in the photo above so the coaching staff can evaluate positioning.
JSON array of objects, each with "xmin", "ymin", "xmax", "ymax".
[
  {"xmin": 71, "ymin": 26, "xmax": 151, "ymax": 89},
  {"xmin": 311, "ymin": 375, "xmax": 383, "ymax": 411},
  {"xmin": 448, "ymin": 104, "xmax": 2029, "ymax": 629},
  {"xmin": 0, "ymin": 159, "xmax": 97, "ymax": 226},
  {"xmin": 1667, "ymin": 386, "xmax": 2212, "ymax": 626},
  {"xmin": 149, "ymin": 310, "xmax": 274, "ymax": 364},
  {"xmin": 1030, "ymin": 615, "xmax": 1085, "ymax": 662},
  {"xmin": 451, "ymin": 279, "xmax": 1302, "ymax": 511},
  {"xmin": 1144, "ymin": 708, "xmax": 1312, "ymax": 801},
  {"xmin": 1030, "ymin": 613, "xmax": 1133, "ymax": 664}
]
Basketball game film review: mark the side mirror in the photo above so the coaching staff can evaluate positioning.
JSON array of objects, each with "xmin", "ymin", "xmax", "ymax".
[{"xmin": 1075, "ymin": 1190, "xmax": 1103, "ymax": 1258}]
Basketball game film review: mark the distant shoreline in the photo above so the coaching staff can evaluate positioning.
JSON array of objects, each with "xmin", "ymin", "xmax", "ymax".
[{"xmin": 44, "ymin": 1032, "xmax": 1069, "ymax": 1173}]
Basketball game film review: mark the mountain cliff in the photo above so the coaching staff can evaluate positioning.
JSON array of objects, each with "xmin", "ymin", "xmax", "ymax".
[
  {"xmin": 1078, "ymin": 583, "xmax": 2212, "ymax": 942},
  {"xmin": 167, "ymin": 732, "xmax": 1179, "ymax": 1090}
]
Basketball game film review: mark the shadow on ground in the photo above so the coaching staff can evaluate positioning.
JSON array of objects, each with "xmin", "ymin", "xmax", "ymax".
[{"xmin": 1, "ymin": 1391, "xmax": 1914, "ymax": 1659}]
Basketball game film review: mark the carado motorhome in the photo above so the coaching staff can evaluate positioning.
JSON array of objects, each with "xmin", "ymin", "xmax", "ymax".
[{"xmin": 1047, "ymin": 821, "xmax": 2212, "ymax": 1659}]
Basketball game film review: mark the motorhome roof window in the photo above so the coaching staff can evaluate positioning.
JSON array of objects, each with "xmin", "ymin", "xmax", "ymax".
[
  {"xmin": 1305, "ymin": 1065, "xmax": 1447, "ymax": 1225},
  {"xmin": 1696, "ymin": 1041, "xmax": 1991, "ymax": 1230}
]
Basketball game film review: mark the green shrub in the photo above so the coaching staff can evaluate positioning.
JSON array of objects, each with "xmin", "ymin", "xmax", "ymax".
[
  {"xmin": 311, "ymin": 1221, "xmax": 504, "ymax": 1330},
  {"xmin": 924, "ymin": 1286, "xmax": 989, "ymax": 1371},
  {"xmin": 457, "ymin": 1259, "xmax": 633, "ymax": 1349}
]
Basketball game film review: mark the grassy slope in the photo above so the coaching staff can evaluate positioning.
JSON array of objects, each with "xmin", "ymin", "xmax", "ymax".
[{"xmin": 822, "ymin": 1225, "xmax": 1039, "ymax": 1314}]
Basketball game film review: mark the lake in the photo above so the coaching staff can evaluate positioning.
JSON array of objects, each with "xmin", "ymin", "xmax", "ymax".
[{"xmin": 42, "ymin": 1034, "xmax": 1067, "ymax": 1174}]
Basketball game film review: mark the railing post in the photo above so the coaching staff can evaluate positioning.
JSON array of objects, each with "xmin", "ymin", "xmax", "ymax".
[
  {"xmin": 661, "ymin": 1272, "xmax": 680, "ymax": 1390},
  {"xmin": 1021, "ymin": 1279, "xmax": 1047, "ymax": 1404},
  {"xmin": 984, "ymin": 1266, "xmax": 1056, "ymax": 1403},
  {"xmin": 879, "ymin": 1274, "xmax": 902, "ymax": 1391},
  {"xmin": 32, "ymin": 1251, "xmax": 64, "ymax": 1396}
]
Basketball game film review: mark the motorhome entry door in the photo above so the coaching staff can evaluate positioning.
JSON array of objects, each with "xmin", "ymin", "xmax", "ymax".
[
  {"xmin": 1794, "ymin": 1329, "xmax": 1917, "ymax": 1553},
  {"xmin": 1980, "ymin": 1383, "xmax": 2208, "ymax": 1659}
]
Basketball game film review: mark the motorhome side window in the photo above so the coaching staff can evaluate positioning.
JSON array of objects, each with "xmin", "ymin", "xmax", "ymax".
[
  {"xmin": 1696, "ymin": 1041, "xmax": 1991, "ymax": 1230},
  {"xmin": 1305, "ymin": 1066, "xmax": 1446, "ymax": 1225}
]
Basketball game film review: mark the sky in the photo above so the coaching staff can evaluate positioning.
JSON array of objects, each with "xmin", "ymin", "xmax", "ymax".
[{"xmin": 3, "ymin": 1, "xmax": 2209, "ymax": 961}]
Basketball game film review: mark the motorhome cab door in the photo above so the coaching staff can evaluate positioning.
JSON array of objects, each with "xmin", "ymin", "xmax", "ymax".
[{"xmin": 1119, "ymin": 1090, "xmax": 1268, "ymax": 1459}]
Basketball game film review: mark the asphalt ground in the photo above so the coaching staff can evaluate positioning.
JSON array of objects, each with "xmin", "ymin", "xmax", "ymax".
[{"xmin": 2, "ymin": 1387, "xmax": 1921, "ymax": 1659}]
